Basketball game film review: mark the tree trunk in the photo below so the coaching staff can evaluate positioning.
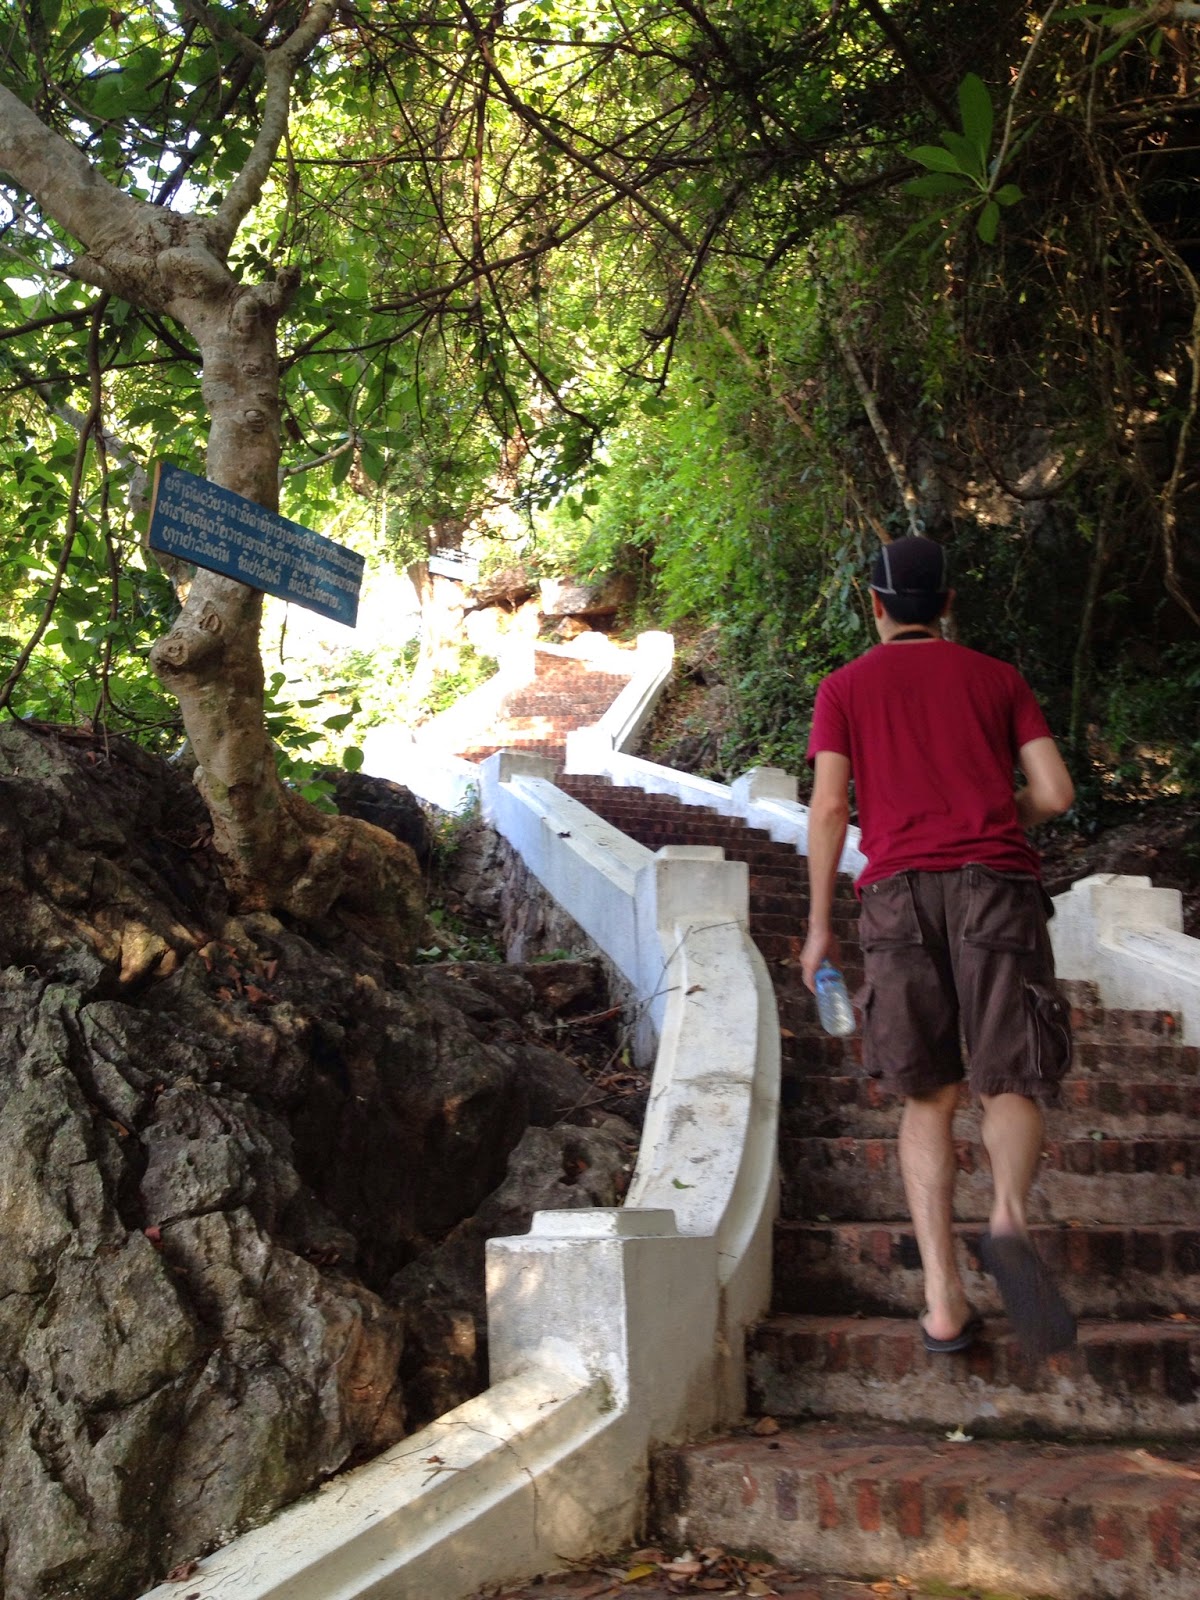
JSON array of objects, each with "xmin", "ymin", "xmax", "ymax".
[
  {"xmin": 147, "ymin": 283, "xmax": 422, "ymax": 953},
  {"xmin": 0, "ymin": 71, "xmax": 424, "ymax": 958}
]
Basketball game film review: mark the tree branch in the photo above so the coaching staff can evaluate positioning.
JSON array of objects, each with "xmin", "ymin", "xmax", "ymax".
[
  {"xmin": 208, "ymin": 0, "xmax": 340, "ymax": 254},
  {"xmin": 0, "ymin": 83, "xmax": 147, "ymax": 259},
  {"xmin": 854, "ymin": 0, "xmax": 957, "ymax": 125}
]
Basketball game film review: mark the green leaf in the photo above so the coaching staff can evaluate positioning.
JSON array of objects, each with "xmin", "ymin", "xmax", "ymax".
[
  {"xmin": 342, "ymin": 746, "xmax": 364, "ymax": 772},
  {"xmin": 994, "ymin": 183, "xmax": 1023, "ymax": 207},
  {"xmin": 941, "ymin": 130, "xmax": 985, "ymax": 181},
  {"xmin": 322, "ymin": 710, "xmax": 356, "ymax": 731},
  {"xmin": 909, "ymin": 144, "xmax": 963, "ymax": 174},
  {"xmin": 904, "ymin": 172, "xmax": 972, "ymax": 199},
  {"xmin": 1096, "ymin": 34, "xmax": 1129, "ymax": 63},
  {"xmin": 331, "ymin": 447, "xmax": 353, "ymax": 487},
  {"xmin": 976, "ymin": 200, "xmax": 1001, "ymax": 244},
  {"xmin": 55, "ymin": 5, "xmax": 110, "ymax": 57},
  {"xmin": 359, "ymin": 440, "xmax": 385, "ymax": 483},
  {"xmin": 957, "ymin": 73, "xmax": 994, "ymax": 164}
]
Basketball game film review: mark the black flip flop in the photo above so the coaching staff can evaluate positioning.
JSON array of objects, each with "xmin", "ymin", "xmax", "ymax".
[
  {"xmin": 921, "ymin": 1309, "xmax": 983, "ymax": 1354},
  {"xmin": 980, "ymin": 1232, "xmax": 1077, "ymax": 1359}
]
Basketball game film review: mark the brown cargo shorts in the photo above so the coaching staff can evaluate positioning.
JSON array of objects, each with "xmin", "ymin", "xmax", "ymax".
[{"xmin": 855, "ymin": 865, "xmax": 1072, "ymax": 1104}]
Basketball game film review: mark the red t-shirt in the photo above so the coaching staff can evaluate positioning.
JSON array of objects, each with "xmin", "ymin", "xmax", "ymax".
[{"xmin": 807, "ymin": 639, "xmax": 1052, "ymax": 888}]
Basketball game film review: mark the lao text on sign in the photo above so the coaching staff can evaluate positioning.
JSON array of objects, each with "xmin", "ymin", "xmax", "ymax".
[{"xmin": 148, "ymin": 462, "xmax": 364, "ymax": 628}]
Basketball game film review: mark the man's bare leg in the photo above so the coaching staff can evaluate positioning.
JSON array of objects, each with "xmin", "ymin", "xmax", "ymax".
[
  {"xmin": 979, "ymin": 1091, "xmax": 1044, "ymax": 1237},
  {"xmin": 978, "ymin": 1090, "xmax": 1075, "ymax": 1354},
  {"xmin": 899, "ymin": 1082, "xmax": 971, "ymax": 1340}
]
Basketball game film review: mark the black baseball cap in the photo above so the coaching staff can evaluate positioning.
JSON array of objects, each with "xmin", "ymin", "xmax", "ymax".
[{"xmin": 869, "ymin": 537, "xmax": 948, "ymax": 623}]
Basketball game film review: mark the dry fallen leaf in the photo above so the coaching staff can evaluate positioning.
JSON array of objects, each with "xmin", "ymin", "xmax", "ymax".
[
  {"xmin": 166, "ymin": 1560, "xmax": 199, "ymax": 1582},
  {"xmin": 661, "ymin": 1560, "xmax": 704, "ymax": 1577},
  {"xmin": 623, "ymin": 1564, "xmax": 659, "ymax": 1582},
  {"xmin": 751, "ymin": 1415, "xmax": 780, "ymax": 1436}
]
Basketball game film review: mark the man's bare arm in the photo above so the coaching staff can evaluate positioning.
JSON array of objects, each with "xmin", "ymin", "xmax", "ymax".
[
  {"xmin": 1016, "ymin": 736, "xmax": 1074, "ymax": 829},
  {"xmin": 801, "ymin": 751, "xmax": 851, "ymax": 991}
]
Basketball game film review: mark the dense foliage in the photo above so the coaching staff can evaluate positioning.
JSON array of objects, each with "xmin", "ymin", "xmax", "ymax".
[{"xmin": 0, "ymin": 0, "xmax": 1196, "ymax": 816}]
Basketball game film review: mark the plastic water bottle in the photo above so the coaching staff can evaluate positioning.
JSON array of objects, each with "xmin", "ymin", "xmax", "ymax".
[{"xmin": 815, "ymin": 960, "xmax": 856, "ymax": 1036}]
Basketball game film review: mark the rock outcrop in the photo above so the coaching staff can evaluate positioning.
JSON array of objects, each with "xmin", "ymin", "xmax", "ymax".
[{"xmin": 0, "ymin": 725, "xmax": 631, "ymax": 1599}]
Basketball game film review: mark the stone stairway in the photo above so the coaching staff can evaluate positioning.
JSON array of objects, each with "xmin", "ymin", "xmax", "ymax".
[
  {"xmin": 556, "ymin": 775, "xmax": 1200, "ymax": 1600},
  {"xmin": 455, "ymin": 650, "xmax": 632, "ymax": 767}
]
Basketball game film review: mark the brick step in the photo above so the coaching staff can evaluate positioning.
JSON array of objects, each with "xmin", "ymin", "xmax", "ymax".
[
  {"xmin": 1068, "ymin": 1001, "xmax": 1185, "ymax": 1044},
  {"xmin": 501, "ymin": 1564, "xmax": 960, "ymax": 1600},
  {"xmin": 779, "ymin": 1034, "xmax": 868, "ymax": 1075},
  {"xmin": 771, "ymin": 1004, "xmax": 1200, "ymax": 1074},
  {"xmin": 781, "ymin": 1075, "xmax": 1200, "ymax": 1139},
  {"xmin": 750, "ymin": 908, "xmax": 858, "ymax": 945},
  {"xmin": 485, "ymin": 715, "xmax": 570, "ymax": 733},
  {"xmin": 748, "ymin": 868, "xmax": 814, "ymax": 890},
  {"xmin": 651, "ymin": 1422, "xmax": 1200, "ymax": 1600},
  {"xmin": 751, "ymin": 911, "xmax": 812, "ymax": 937},
  {"xmin": 1059, "ymin": 977, "xmax": 1103, "ymax": 1004},
  {"xmin": 458, "ymin": 741, "xmax": 565, "ymax": 764},
  {"xmin": 502, "ymin": 689, "xmax": 629, "ymax": 711},
  {"xmin": 587, "ymin": 813, "xmax": 776, "ymax": 841},
  {"xmin": 773, "ymin": 1220, "xmax": 1200, "ymax": 1319},
  {"xmin": 748, "ymin": 1314, "xmax": 1200, "ymax": 1441},
  {"xmin": 780, "ymin": 1135, "xmax": 1200, "ymax": 1226}
]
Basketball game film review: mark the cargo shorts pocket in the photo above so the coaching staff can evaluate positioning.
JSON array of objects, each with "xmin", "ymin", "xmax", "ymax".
[
  {"xmin": 854, "ymin": 981, "xmax": 881, "ymax": 1077},
  {"xmin": 961, "ymin": 865, "xmax": 1040, "ymax": 954},
  {"xmin": 1025, "ymin": 980, "xmax": 1073, "ymax": 1084},
  {"xmin": 860, "ymin": 874, "xmax": 922, "ymax": 951}
]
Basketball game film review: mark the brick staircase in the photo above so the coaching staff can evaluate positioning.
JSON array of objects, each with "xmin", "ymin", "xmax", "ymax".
[
  {"xmin": 557, "ymin": 775, "xmax": 1200, "ymax": 1600},
  {"xmin": 454, "ymin": 650, "xmax": 633, "ymax": 767}
]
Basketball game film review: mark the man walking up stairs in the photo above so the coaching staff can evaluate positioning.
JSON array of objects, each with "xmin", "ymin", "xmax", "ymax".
[{"xmin": 557, "ymin": 771, "xmax": 1200, "ymax": 1596}]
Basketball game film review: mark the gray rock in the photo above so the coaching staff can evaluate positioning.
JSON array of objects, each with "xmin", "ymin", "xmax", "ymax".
[{"xmin": 0, "ymin": 726, "xmax": 631, "ymax": 1600}]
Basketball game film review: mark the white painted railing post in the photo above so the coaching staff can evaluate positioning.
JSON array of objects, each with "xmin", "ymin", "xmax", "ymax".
[{"xmin": 1051, "ymin": 873, "xmax": 1200, "ymax": 1039}]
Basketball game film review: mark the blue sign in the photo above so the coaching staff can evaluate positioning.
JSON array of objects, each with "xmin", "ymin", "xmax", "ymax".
[{"xmin": 148, "ymin": 462, "xmax": 364, "ymax": 628}]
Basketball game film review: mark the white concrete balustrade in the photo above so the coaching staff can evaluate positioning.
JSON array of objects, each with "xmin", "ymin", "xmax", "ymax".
[{"xmin": 143, "ymin": 719, "xmax": 779, "ymax": 1600}]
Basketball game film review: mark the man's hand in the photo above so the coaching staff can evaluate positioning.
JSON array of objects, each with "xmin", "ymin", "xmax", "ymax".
[
  {"xmin": 801, "ymin": 926, "xmax": 842, "ymax": 994},
  {"xmin": 1016, "ymin": 736, "xmax": 1074, "ymax": 829}
]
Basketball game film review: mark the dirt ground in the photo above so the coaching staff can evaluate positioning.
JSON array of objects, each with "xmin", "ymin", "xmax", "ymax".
[{"xmin": 472, "ymin": 1547, "xmax": 996, "ymax": 1600}]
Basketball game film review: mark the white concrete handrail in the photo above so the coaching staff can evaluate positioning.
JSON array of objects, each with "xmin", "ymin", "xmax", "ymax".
[
  {"xmin": 565, "ymin": 629, "xmax": 675, "ymax": 760},
  {"xmin": 152, "ymin": 745, "xmax": 779, "ymax": 1600},
  {"xmin": 1051, "ymin": 873, "xmax": 1200, "ymax": 1041},
  {"xmin": 366, "ymin": 630, "xmax": 668, "ymax": 816}
]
